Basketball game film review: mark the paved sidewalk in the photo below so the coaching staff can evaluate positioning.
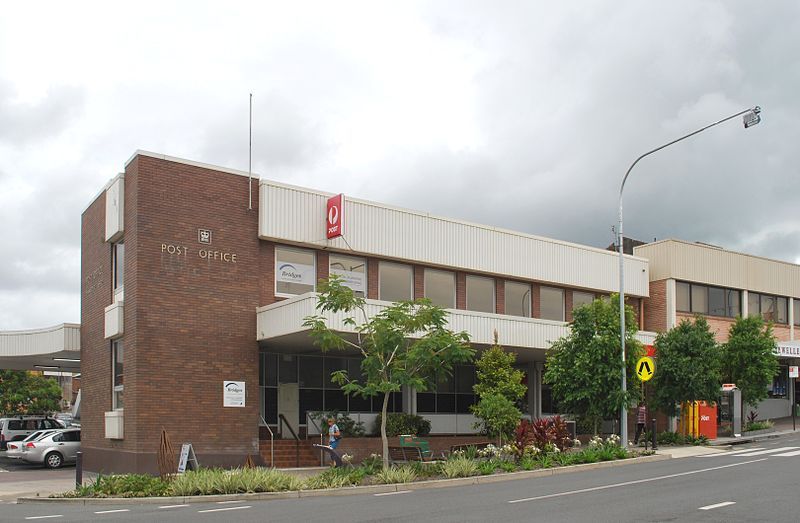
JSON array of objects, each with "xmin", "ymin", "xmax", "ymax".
[{"xmin": 656, "ymin": 446, "xmax": 725, "ymax": 459}]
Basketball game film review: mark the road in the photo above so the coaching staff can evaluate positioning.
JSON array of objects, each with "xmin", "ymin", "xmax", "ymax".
[{"xmin": 3, "ymin": 434, "xmax": 800, "ymax": 522}]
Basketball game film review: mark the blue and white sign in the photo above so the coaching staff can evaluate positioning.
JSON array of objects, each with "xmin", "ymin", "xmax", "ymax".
[
  {"xmin": 330, "ymin": 268, "xmax": 365, "ymax": 293},
  {"xmin": 276, "ymin": 263, "xmax": 315, "ymax": 286}
]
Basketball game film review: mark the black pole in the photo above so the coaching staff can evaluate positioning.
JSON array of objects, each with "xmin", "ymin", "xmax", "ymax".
[
  {"xmin": 75, "ymin": 451, "xmax": 83, "ymax": 488},
  {"xmin": 651, "ymin": 419, "xmax": 657, "ymax": 450}
]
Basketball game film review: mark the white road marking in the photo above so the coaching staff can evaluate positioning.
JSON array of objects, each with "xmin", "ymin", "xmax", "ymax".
[
  {"xmin": 736, "ymin": 447, "xmax": 799, "ymax": 457},
  {"xmin": 772, "ymin": 449, "xmax": 800, "ymax": 457},
  {"xmin": 197, "ymin": 505, "xmax": 252, "ymax": 513},
  {"xmin": 375, "ymin": 490, "xmax": 412, "ymax": 496},
  {"xmin": 701, "ymin": 447, "xmax": 764, "ymax": 457},
  {"xmin": 94, "ymin": 509, "xmax": 130, "ymax": 514},
  {"xmin": 215, "ymin": 500, "xmax": 244, "ymax": 504},
  {"xmin": 507, "ymin": 459, "xmax": 767, "ymax": 504},
  {"xmin": 699, "ymin": 501, "xmax": 736, "ymax": 511},
  {"xmin": 159, "ymin": 504, "xmax": 189, "ymax": 509},
  {"xmin": 24, "ymin": 516, "xmax": 62, "ymax": 520}
]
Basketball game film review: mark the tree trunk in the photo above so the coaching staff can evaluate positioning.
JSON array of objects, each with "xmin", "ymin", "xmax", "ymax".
[
  {"xmin": 593, "ymin": 418, "xmax": 599, "ymax": 436},
  {"xmin": 381, "ymin": 391, "xmax": 390, "ymax": 469}
]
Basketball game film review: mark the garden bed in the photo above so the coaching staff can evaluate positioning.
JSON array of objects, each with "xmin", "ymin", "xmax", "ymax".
[{"xmin": 55, "ymin": 437, "xmax": 655, "ymax": 499}]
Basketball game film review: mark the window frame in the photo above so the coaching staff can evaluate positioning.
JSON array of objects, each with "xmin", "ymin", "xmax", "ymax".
[
  {"xmin": 328, "ymin": 253, "xmax": 367, "ymax": 297},
  {"xmin": 112, "ymin": 339, "xmax": 123, "ymax": 411},
  {"xmin": 378, "ymin": 261, "xmax": 413, "ymax": 302},
  {"xmin": 676, "ymin": 282, "xmax": 743, "ymax": 319},
  {"xmin": 112, "ymin": 241, "xmax": 124, "ymax": 298},
  {"xmin": 274, "ymin": 245, "xmax": 317, "ymax": 298},
  {"xmin": 539, "ymin": 286, "xmax": 565, "ymax": 322},
  {"xmin": 572, "ymin": 291, "xmax": 595, "ymax": 311},
  {"xmin": 748, "ymin": 291, "xmax": 789, "ymax": 324},
  {"xmin": 504, "ymin": 281, "xmax": 532, "ymax": 318},
  {"xmin": 465, "ymin": 275, "xmax": 496, "ymax": 314},
  {"xmin": 423, "ymin": 268, "xmax": 456, "ymax": 309}
]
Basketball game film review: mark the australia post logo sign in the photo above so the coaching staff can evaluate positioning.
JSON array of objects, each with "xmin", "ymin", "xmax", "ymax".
[{"xmin": 326, "ymin": 193, "xmax": 345, "ymax": 239}]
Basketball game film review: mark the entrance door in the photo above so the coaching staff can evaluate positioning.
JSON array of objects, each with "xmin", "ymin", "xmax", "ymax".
[{"xmin": 278, "ymin": 383, "xmax": 299, "ymax": 437}]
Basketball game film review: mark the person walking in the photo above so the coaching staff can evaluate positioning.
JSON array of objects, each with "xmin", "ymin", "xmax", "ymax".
[
  {"xmin": 327, "ymin": 417, "xmax": 341, "ymax": 449},
  {"xmin": 634, "ymin": 404, "xmax": 647, "ymax": 444}
]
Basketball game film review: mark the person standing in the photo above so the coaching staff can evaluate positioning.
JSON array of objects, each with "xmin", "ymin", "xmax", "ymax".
[
  {"xmin": 327, "ymin": 417, "xmax": 341, "ymax": 449},
  {"xmin": 634, "ymin": 404, "xmax": 647, "ymax": 444}
]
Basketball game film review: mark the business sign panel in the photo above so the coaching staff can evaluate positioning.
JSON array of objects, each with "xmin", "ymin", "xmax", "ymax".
[
  {"xmin": 223, "ymin": 381, "xmax": 246, "ymax": 407},
  {"xmin": 327, "ymin": 194, "xmax": 345, "ymax": 239},
  {"xmin": 330, "ymin": 268, "xmax": 366, "ymax": 293},
  {"xmin": 276, "ymin": 263, "xmax": 315, "ymax": 285}
]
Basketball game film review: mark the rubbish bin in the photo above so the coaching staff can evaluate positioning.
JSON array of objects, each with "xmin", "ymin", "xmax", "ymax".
[{"xmin": 795, "ymin": 403, "xmax": 800, "ymax": 417}]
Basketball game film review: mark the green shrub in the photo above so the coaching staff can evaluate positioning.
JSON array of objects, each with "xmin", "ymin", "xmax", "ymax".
[
  {"xmin": 442, "ymin": 456, "xmax": 479, "ymax": 478},
  {"xmin": 519, "ymin": 458, "xmax": 536, "ymax": 471},
  {"xmin": 552, "ymin": 452, "xmax": 574, "ymax": 466},
  {"xmin": 409, "ymin": 461, "xmax": 442, "ymax": 478},
  {"xmin": 373, "ymin": 413, "xmax": 431, "ymax": 437},
  {"xmin": 359, "ymin": 453, "xmax": 383, "ymax": 475},
  {"xmin": 498, "ymin": 460, "xmax": 516, "ymax": 472},
  {"xmin": 170, "ymin": 468, "xmax": 302, "ymax": 496},
  {"xmin": 374, "ymin": 465, "xmax": 417, "ymax": 484},
  {"xmin": 303, "ymin": 467, "xmax": 364, "ymax": 490},
  {"xmin": 535, "ymin": 454, "xmax": 553, "ymax": 468},
  {"xmin": 73, "ymin": 474, "xmax": 170, "ymax": 498},
  {"xmin": 477, "ymin": 460, "xmax": 497, "ymax": 475},
  {"xmin": 656, "ymin": 431, "xmax": 685, "ymax": 445},
  {"xmin": 745, "ymin": 420, "xmax": 773, "ymax": 432}
]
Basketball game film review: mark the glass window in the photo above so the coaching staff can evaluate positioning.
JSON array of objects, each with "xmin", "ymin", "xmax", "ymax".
[
  {"xmin": 676, "ymin": 282, "xmax": 690, "ymax": 312},
  {"xmin": 768, "ymin": 365, "xmax": 788, "ymax": 398},
  {"xmin": 540, "ymin": 286, "xmax": 565, "ymax": 321},
  {"xmin": 504, "ymin": 281, "xmax": 531, "ymax": 317},
  {"xmin": 263, "ymin": 388, "xmax": 278, "ymax": 424},
  {"xmin": 762, "ymin": 295, "xmax": 777, "ymax": 322},
  {"xmin": 777, "ymin": 297, "xmax": 788, "ymax": 324},
  {"xmin": 466, "ymin": 276, "xmax": 495, "ymax": 313},
  {"xmin": 572, "ymin": 291, "xmax": 595, "ymax": 311},
  {"xmin": 329, "ymin": 254, "xmax": 366, "ymax": 297},
  {"xmin": 299, "ymin": 357, "xmax": 323, "ymax": 388},
  {"xmin": 726, "ymin": 289, "xmax": 741, "ymax": 318},
  {"xmin": 748, "ymin": 292, "xmax": 761, "ymax": 318},
  {"xmin": 324, "ymin": 357, "xmax": 348, "ymax": 387},
  {"xmin": 275, "ymin": 246, "xmax": 316, "ymax": 296},
  {"xmin": 379, "ymin": 262, "xmax": 412, "ymax": 302},
  {"xmin": 424, "ymin": 269, "xmax": 455, "ymax": 308},
  {"xmin": 417, "ymin": 366, "xmax": 475, "ymax": 414},
  {"xmin": 278, "ymin": 354, "xmax": 297, "ymax": 384},
  {"xmin": 795, "ymin": 299, "xmax": 800, "ymax": 326},
  {"xmin": 112, "ymin": 242, "xmax": 124, "ymax": 291},
  {"xmin": 264, "ymin": 353, "xmax": 278, "ymax": 387},
  {"xmin": 691, "ymin": 285, "xmax": 708, "ymax": 314},
  {"xmin": 112, "ymin": 339, "xmax": 123, "ymax": 410},
  {"xmin": 708, "ymin": 287, "xmax": 726, "ymax": 317}
]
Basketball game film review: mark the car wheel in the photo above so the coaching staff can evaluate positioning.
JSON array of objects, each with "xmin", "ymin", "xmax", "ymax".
[{"xmin": 45, "ymin": 452, "xmax": 63, "ymax": 469}]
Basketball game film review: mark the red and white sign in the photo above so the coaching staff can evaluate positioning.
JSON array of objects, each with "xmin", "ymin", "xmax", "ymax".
[
  {"xmin": 326, "ymin": 193, "xmax": 345, "ymax": 239},
  {"xmin": 722, "ymin": 383, "xmax": 737, "ymax": 391},
  {"xmin": 790, "ymin": 366, "xmax": 799, "ymax": 379}
]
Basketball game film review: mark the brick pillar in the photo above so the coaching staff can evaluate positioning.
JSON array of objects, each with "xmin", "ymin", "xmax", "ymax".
[
  {"xmin": 316, "ymin": 251, "xmax": 329, "ymax": 286},
  {"xmin": 565, "ymin": 291, "xmax": 575, "ymax": 322},
  {"xmin": 414, "ymin": 265, "xmax": 425, "ymax": 300},
  {"xmin": 531, "ymin": 283, "xmax": 541, "ymax": 318},
  {"xmin": 456, "ymin": 272, "xmax": 466, "ymax": 309},
  {"xmin": 495, "ymin": 278, "xmax": 505, "ymax": 315},
  {"xmin": 367, "ymin": 258, "xmax": 379, "ymax": 300}
]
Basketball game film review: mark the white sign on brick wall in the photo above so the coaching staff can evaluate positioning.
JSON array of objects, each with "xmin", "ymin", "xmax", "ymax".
[{"xmin": 223, "ymin": 381, "xmax": 245, "ymax": 407}]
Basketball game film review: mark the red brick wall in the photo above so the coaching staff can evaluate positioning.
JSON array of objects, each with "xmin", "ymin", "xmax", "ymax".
[
  {"xmin": 531, "ymin": 283, "xmax": 541, "ymax": 319},
  {"xmin": 414, "ymin": 265, "xmax": 424, "ymax": 300},
  {"xmin": 367, "ymin": 258, "xmax": 379, "ymax": 300},
  {"xmin": 316, "ymin": 251, "xmax": 329, "ymax": 286},
  {"xmin": 644, "ymin": 279, "xmax": 668, "ymax": 333},
  {"xmin": 455, "ymin": 272, "xmax": 466, "ymax": 309},
  {"xmin": 83, "ymin": 155, "xmax": 263, "ymax": 474},
  {"xmin": 677, "ymin": 312, "xmax": 793, "ymax": 344},
  {"xmin": 564, "ymin": 291, "xmax": 574, "ymax": 322},
  {"xmin": 337, "ymin": 435, "xmax": 491, "ymax": 463},
  {"xmin": 495, "ymin": 278, "xmax": 505, "ymax": 315}
]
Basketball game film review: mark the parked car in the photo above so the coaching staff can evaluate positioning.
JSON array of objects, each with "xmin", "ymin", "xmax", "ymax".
[
  {"xmin": 21, "ymin": 428, "xmax": 81, "ymax": 468},
  {"xmin": 0, "ymin": 416, "xmax": 65, "ymax": 450},
  {"xmin": 4, "ymin": 430, "xmax": 58, "ymax": 460}
]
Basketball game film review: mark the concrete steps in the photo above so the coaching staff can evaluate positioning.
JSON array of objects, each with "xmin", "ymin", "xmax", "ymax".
[{"xmin": 260, "ymin": 439, "xmax": 322, "ymax": 468}]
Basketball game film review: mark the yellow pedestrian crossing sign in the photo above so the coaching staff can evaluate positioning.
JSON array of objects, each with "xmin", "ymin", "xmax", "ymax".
[{"xmin": 636, "ymin": 356, "xmax": 655, "ymax": 382}]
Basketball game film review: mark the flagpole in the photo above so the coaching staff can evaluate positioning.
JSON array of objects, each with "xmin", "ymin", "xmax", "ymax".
[{"xmin": 248, "ymin": 92, "xmax": 253, "ymax": 210}]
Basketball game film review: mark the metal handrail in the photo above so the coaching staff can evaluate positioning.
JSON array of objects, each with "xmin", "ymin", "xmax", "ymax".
[
  {"xmin": 306, "ymin": 414, "xmax": 326, "ymax": 466},
  {"xmin": 260, "ymin": 415, "xmax": 274, "ymax": 468},
  {"xmin": 278, "ymin": 414, "xmax": 300, "ymax": 468}
]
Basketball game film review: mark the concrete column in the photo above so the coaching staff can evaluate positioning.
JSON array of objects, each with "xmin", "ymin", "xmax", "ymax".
[
  {"xmin": 665, "ymin": 279, "xmax": 677, "ymax": 329},
  {"xmin": 402, "ymin": 385, "xmax": 416, "ymax": 415},
  {"xmin": 742, "ymin": 290, "xmax": 749, "ymax": 318},
  {"xmin": 790, "ymin": 298, "xmax": 795, "ymax": 341},
  {"xmin": 533, "ymin": 361, "xmax": 544, "ymax": 419}
]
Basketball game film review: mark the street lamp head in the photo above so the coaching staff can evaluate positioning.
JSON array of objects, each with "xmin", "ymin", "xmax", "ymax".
[{"xmin": 743, "ymin": 106, "xmax": 762, "ymax": 129}]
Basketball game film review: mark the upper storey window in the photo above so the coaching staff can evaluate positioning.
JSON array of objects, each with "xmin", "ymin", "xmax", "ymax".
[
  {"xmin": 329, "ymin": 254, "xmax": 366, "ymax": 297},
  {"xmin": 424, "ymin": 269, "xmax": 455, "ymax": 308},
  {"xmin": 379, "ymin": 262, "xmax": 413, "ymax": 302},
  {"xmin": 540, "ymin": 286, "xmax": 565, "ymax": 321},
  {"xmin": 112, "ymin": 242, "xmax": 124, "ymax": 293},
  {"xmin": 676, "ymin": 282, "xmax": 741, "ymax": 318},
  {"xmin": 505, "ymin": 281, "xmax": 531, "ymax": 317},
  {"xmin": 572, "ymin": 291, "xmax": 595, "ymax": 311},
  {"xmin": 749, "ymin": 292, "xmax": 788, "ymax": 324},
  {"xmin": 275, "ymin": 246, "xmax": 316, "ymax": 296},
  {"xmin": 466, "ymin": 275, "xmax": 495, "ymax": 313}
]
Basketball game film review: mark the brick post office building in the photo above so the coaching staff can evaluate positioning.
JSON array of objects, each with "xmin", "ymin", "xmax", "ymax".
[{"xmin": 81, "ymin": 151, "xmax": 658, "ymax": 473}]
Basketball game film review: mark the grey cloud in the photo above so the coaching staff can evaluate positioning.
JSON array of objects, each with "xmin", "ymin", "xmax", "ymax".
[{"xmin": 0, "ymin": 83, "xmax": 85, "ymax": 146}]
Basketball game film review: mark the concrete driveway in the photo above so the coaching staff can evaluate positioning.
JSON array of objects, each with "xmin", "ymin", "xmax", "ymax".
[{"xmin": 0, "ymin": 453, "xmax": 77, "ymax": 502}]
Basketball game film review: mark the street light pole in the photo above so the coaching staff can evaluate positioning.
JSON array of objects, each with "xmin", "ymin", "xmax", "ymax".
[{"xmin": 618, "ymin": 106, "xmax": 761, "ymax": 447}]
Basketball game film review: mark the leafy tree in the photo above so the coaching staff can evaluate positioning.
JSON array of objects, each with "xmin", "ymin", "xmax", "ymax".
[
  {"xmin": 721, "ymin": 316, "xmax": 778, "ymax": 411},
  {"xmin": 471, "ymin": 333, "xmax": 526, "ymax": 441},
  {"xmin": 543, "ymin": 294, "xmax": 643, "ymax": 435},
  {"xmin": 303, "ymin": 276, "xmax": 474, "ymax": 468},
  {"xmin": 0, "ymin": 370, "xmax": 63, "ymax": 415},
  {"xmin": 651, "ymin": 316, "xmax": 722, "ymax": 416}
]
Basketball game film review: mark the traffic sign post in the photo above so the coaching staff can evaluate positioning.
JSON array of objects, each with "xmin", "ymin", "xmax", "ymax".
[{"xmin": 636, "ymin": 356, "xmax": 655, "ymax": 382}]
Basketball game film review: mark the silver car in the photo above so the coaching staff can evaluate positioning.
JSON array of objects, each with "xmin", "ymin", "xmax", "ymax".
[
  {"xmin": 21, "ymin": 428, "xmax": 81, "ymax": 468},
  {"xmin": 4, "ymin": 430, "xmax": 58, "ymax": 460}
]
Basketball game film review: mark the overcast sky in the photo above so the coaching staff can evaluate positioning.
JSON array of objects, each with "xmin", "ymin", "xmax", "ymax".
[{"xmin": 1, "ymin": 1, "xmax": 798, "ymax": 329}]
